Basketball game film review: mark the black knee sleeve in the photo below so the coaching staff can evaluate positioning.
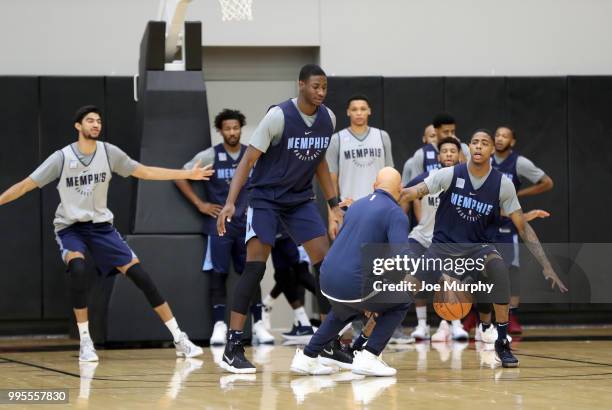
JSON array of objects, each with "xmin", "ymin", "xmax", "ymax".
[
  {"xmin": 232, "ymin": 261, "xmax": 266, "ymax": 315},
  {"xmin": 313, "ymin": 262, "xmax": 331, "ymax": 314},
  {"xmin": 482, "ymin": 257, "xmax": 511, "ymax": 305},
  {"xmin": 126, "ymin": 264, "xmax": 165, "ymax": 308},
  {"xmin": 509, "ymin": 265, "xmax": 520, "ymax": 297},
  {"xmin": 270, "ymin": 283, "xmax": 282, "ymax": 299},
  {"xmin": 68, "ymin": 258, "xmax": 89, "ymax": 309},
  {"xmin": 209, "ymin": 271, "xmax": 227, "ymax": 306}
]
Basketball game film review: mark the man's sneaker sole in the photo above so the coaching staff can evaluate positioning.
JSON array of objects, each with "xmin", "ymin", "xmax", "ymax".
[
  {"xmin": 219, "ymin": 360, "xmax": 257, "ymax": 374},
  {"xmin": 352, "ymin": 367, "xmax": 396, "ymax": 377},
  {"xmin": 210, "ymin": 341, "xmax": 226, "ymax": 346},
  {"xmin": 78, "ymin": 356, "xmax": 99, "ymax": 363},
  {"xmin": 319, "ymin": 356, "xmax": 353, "ymax": 370}
]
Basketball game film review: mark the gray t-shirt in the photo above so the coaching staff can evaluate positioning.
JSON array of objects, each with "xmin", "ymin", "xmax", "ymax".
[
  {"xmin": 401, "ymin": 156, "xmax": 415, "ymax": 186},
  {"xmin": 325, "ymin": 127, "xmax": 394, "ymax": 174},
  {"xmin": 30, "ymin": 142, "xmax": 139, "ymax": 187},
  {"xmin": 182, "ymin": 146, "xmax": 241, "ymax": 170},
  {"xmin": 423, "ymin": 164, "xmax": 521, "ymax": 216},
  {"xmin": 410, "ymin": 142, "xmax": 471, "ymax": 178},
  {"xmin": 249, "ymin": 98, "xmax": 336, "ymax": 153},
  {"xmin": 494, "ymin": 153, "xmax": 546, "ymax": 184}
]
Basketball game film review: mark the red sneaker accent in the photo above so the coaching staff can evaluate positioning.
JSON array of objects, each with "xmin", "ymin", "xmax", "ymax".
[
  {"xmin": 462, "ymin": 310, "xmax": 478, "ymax": 332},
  {"xmin": 508, "ymin": 312, "xmax": 523, "ymax": 334}
]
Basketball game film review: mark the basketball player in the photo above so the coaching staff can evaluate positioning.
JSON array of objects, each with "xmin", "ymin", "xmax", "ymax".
[
  {"xmin": 401, "ymin": 124, "xmax": 437, "ymax": 185},
  {"xmin": 174, "ymin": 108, "xmax": 274, "ymax": 346},
  {"xmin": 401, "ymin": 129, "xmax": 567, "ymax": 367},
  {"xmin": 408, "ymin": 112, "xmax": 471, "ymax": 179},
  {"xmin": 326, "ymin": 94, "xmax": 412, "ymax": 344},
  {"xmin": 216, "ymin": 64, "xmax": 346, "ymax": 373},
  {"xmin": 492, "ymin": 125, "xmax": 554, "ymax": 334},
  {"xmin": 290, "ymin": 168, "xmax": 411, "ymax": 376},
  {"xmin": 0, "ymin": 105, "xmax": 212, "ymax": 362},
  {"xmin": 406, "ymin": 138, "xmax": 550, "ymax": 342}
]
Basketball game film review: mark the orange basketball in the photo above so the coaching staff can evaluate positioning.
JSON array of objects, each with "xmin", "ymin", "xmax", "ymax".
[{"xmin": 433, "ymin": 301, "xmax": 472, "ymax": 321}]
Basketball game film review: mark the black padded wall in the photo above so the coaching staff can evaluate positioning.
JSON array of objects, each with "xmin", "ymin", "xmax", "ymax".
[
  {"xmin": 132, "ymin": 71, "xmax": 210, "ymax": 234},
  {"xmin": 383, "ymin": 77, "xmax": 445, "ymax": 172},
  {"xmin": 326, "ymin": 77, "xmax": 384, "ymax": 131},
  {"xmin": 39, "ymin": 77, "xmax": 106, "ymax": 319},
  {"xmin": 444, "ymin": 77, "xmax": 506, "ymax": 140},
  {"xmin": 568, "ymin": 77, "xmax": 612, "ymax": 242},
  {"xmin": 506, "ymin": 77, "xmax": 568, "ymax": 243},
  {"xmin": 0, "ymin": 77, "xmax": 42, "ymax": 319},
  {"xmin": 104, "ymin": 77, "xmax": 140, "ymax": 234}
]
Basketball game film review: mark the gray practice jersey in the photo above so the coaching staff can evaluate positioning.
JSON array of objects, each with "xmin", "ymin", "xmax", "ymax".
[
  {"xmin": 30, "ymin": 142, "xmax": 139, "ymax": 231},
  {"xmin": 326, "ymin": 127, "xmax": 393, "ymax": 201},
  {"xmin": 409, "ymin": 169, "xmax": 441, "ymax": 248},
  {"xmin": 401, "ymin": 157, "xmax": 415, "ymax": 186},
  {"xmin": 249, "ymin": 98, "xmax": 336, "ymax": 153},
  {"xmin": 423, "ymin": 164, "xmax": 521, "ymax": 216}
]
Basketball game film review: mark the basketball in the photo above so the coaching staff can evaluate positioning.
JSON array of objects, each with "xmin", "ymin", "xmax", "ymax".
[{"xmin": 433, "ymin": 300, "xmax": 472, "ymax": 321}]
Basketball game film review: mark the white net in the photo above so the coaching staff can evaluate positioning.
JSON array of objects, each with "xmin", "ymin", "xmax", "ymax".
[{"xmin": 218, "ymin": 0, "xmax": 253, "ymax": 21}]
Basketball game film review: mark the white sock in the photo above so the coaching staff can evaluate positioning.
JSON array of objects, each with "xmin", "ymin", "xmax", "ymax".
[
  {"xmin": 416, "ymin": 306, "xmax": 427, "ymax": 327},
  {"xmin": 451, "ymin": 319, "xmax": 462, "ymax": 329},
  {"xmin": 293, "ymin": 307, "xmax": 311, "ymax": 327},
  {"xmin": 165, "ymin": 318, "xmax": 182, "ymax": 343},
  {"xmin": 263, "ymin": 294, "xmax": 275, "ymax": 307},
  {"xmin": 77, "ymin": 321, "xmax": 91, "ymax": 341}
]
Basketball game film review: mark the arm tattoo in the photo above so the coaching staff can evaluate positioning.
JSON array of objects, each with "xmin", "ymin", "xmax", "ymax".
[
  {"xmin": 520, "ymin": 220, "xmax": 553, "ymax": 270},
  {"xmin": 416, "ymin": 182, "xmax": 429, "ymax": 197}
]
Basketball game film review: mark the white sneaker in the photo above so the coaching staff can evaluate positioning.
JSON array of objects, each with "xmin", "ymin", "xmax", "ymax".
[
  {"xmin": 174, "ymin": 332, "xmax": 204, "ymax": 358},
  {"xmin": 410, "ymin": 324, "xmax": 430, "ymax": 340},
  {"xmin": 210, "ymin": 321, "xmax": 227, "ymax": 346},
  {"xmin": 477, "ymin": 323, "xmax": 512, "ymax": 344},
  {"xmin": 79, "ymin": 338, "xmax": 99, "ymax": 362},
  {"xmin": 290, "ymin": 348, "xmax": 335, "ymax": 375},
  {"xmin": 352, "ymin": 350, "xmax": 396, "ymax": 377},
  {"xmin": 252, "ymin": 320, "xmax": 275, "ymax": 345},
  {"xmin": 451, "ymin": 322, "xmax": 469, "ymax": 340},
  {"xmin": 431, "ymin": 320, "xmax": 451, "ymax": 342}
]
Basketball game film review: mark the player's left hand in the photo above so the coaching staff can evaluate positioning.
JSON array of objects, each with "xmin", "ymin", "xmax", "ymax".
[
  {"xmin": 543, "ymin": 266, "xmax": 568, "ymax": 292},
  {"xmin": 188, "ymin": 161, "xmax": 214, "ymax": 180},
  {"xmin": 525, "ymin": 209, "xmax": 550, "ymax": 222},
  {"xmin": 329, "ymin": 205, "xmax": 344, "ymax": 234}
]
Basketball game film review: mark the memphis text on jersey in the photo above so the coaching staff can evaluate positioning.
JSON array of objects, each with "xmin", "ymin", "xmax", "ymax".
[
  {"xmin": 287, "ymin": 135, "xmax": 330, "ymax": 161},
  {"xmin": 450, "ymin": 192, "xmax": 494, "ymax": 221},
  {"xmin": 65, "ymin": 171, "xmax": 107, "ymax": 196},
  {"xmin": 343, "ymin": 146, "xmax": 383, "ymax": 168}
]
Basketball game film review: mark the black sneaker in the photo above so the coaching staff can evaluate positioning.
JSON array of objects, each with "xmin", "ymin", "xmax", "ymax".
[
  {"xmin": 220, "ymin": 341, "xmax": 256, "ymax": 374},
  {"xmin": 495, "ymin": 339, "xmax": 519, "ymax": 368},
  {"xmin": 319, "ymin": 338, "xmax": 353, "ymax": 370},
  {"xmin": 282, "ymin": 324, "xmax": 316, "ymax": 343}
]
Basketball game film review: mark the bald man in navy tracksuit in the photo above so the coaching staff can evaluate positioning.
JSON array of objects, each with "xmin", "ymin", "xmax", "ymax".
[{"xmin": 291, "ymin": 168, "xmax": 413, "ymax": 377}]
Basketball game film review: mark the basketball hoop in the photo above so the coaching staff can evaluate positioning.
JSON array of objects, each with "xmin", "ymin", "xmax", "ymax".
[{"xmin": 218, "ymin": 0, "xmax": 253, "ymax": 21}]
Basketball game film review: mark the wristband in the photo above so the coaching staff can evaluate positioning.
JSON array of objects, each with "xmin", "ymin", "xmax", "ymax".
[{"xmin": 327, "ymin": 197, "xmax": 340, "ymax": 208}]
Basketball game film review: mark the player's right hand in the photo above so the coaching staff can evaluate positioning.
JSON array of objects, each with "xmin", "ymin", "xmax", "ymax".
[
  {"xmin": 525, "ymin": 209, "xmax": 551, "ymax": 222},
  {"xmin": 217, "ymin": 203, "xmax": 235, "ymax": 236},
  {"xmin": 198, "ymin": 202, "xmax": 223, "ymax": 218},
  {"xmin": 328, "ymin": 220, "xmax": 340, "ymax": 240}
]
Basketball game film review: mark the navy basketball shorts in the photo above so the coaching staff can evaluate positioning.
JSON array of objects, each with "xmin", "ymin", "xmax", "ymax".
[
  {"xmin": 55, "ymin": 222, "xmax": 136, "ymax": 275},
  {"xmin": 203, "ymin": 233, "xmax": 247, "ymax": 274},
  {"xmin": 419, "ymin": 243, "xmax": 501, "ymax": 283},
  {"xmin": 271, "ymin": 233, "xmax": 301, "ymax": 271},
  {"xmin": 407, "ymin": 237, "xmax": 427, "ymax": 258},
  {"xmin": 245, "ymin": 200, "xmax": 326, "ymax": 246},
  {"xmin": 495, "ymin": 231, "xmax": 520, "ymax": 268}
]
